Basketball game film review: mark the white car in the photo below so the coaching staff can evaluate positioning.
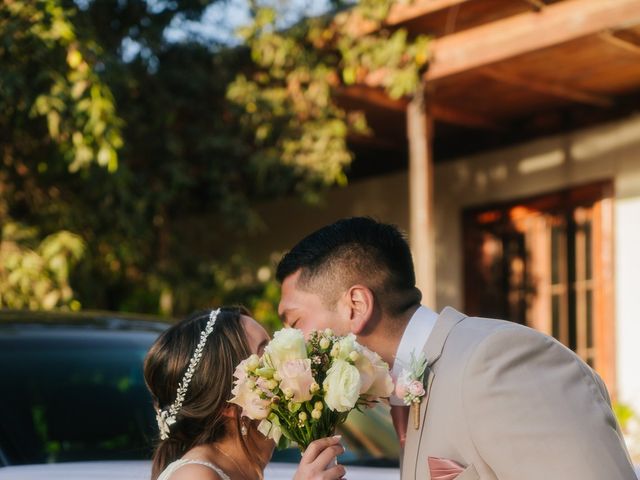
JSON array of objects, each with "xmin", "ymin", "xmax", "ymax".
[
  {"xmin": 0, "ymin": 461, "xmax": 399, "ymax": 479},
  {"xmin": 0, "ymin": 311, "xmax": 400, "ymax": 480}
]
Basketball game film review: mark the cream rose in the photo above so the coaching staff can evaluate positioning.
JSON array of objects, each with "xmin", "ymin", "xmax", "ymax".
[
  {"xmin": 323, "ymin": 359, "xmax": 362, "ymax": 412},
  {"xmin": 230, "ymin": 382, "xmax": 271, "ymax": 420},
  {"xmin": 278, "ymin": 359, "xmax": 314, "ymax": 402},
  {"xmin": 362, "ymin": 348, "xmax": 394, "ymax": 398},
  {"xmin": 333, "ymin": 333, "xmax": 358, "ymax": 361},
  {"xmin": 354, "ymin": 349, "xmax": 375, "ymax": 394},
  {"xmin": 265, "ymin": 328, "xmax": 307, "ymax": 370}
]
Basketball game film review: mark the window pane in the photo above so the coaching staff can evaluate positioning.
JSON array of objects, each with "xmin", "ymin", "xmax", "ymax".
[
  {"xmin": 551, "ymin": 225, "xmax": 564, "ymax": 285},
  {"xmin": 552, "ymin": 294, "xmax": 561, "ymax": 340},
  {"xmin": 585, "ymin": 221, "xmax": 593, "ymax": 280},
  {"xmin": 586, "ymin": 289, "xmax": 594, "ymax": 350}
]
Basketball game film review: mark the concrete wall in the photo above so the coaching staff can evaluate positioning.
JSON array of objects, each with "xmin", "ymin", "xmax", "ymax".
[
  {"xmin": 252, "ymin": 171, "xmax": 410, "ymax": 262},
  {"xmin": 255, "ymin": 113, "xmax": 640, "ymax": 411}
]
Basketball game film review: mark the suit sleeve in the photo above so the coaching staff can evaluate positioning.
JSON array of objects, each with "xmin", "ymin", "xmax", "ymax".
[{"xmin": 462, "ymin": 325, "xmax": 635, "ymax": 480}]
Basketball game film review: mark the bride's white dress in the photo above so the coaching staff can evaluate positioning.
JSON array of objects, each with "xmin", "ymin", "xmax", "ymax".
[{"xmin": 157, "ymin": 459, "xmax": 231, "ymax": 480}]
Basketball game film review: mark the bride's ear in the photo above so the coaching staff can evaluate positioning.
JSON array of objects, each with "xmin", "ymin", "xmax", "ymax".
[{"xmin": 345, "ymin": 285, "xmax": 374, "ymax": 335}]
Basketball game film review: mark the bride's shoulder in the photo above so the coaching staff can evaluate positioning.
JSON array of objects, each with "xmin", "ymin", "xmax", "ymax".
[{"xmin": 158, "ymin": 459, "xmax": 228, "ymax": 480}]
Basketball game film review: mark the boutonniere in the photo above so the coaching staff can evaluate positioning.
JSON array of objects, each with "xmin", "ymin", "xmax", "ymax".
[{"xmin": 395, "ymin": 351, "xmax": 429, "ymax": 429}]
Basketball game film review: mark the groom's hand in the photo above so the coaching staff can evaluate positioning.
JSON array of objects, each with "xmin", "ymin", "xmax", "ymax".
[{"xmin": 294, "ymin": 436, "xmax": 346, "ymax": 480}]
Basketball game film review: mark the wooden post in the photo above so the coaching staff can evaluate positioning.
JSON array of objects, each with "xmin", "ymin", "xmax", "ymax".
[{"xmin": 407, "ymin": 84, "xmax": 436, "ymax": 307}]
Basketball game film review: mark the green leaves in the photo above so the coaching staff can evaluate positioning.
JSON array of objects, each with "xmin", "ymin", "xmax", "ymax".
[
  {"xmin": 3, "ymin": 1, "xmax": 124, "ymax": 174},
  {"xmin": 228, "ymin": 1, "xmax": 430, "ymax": 201},
  {"xmin": 0, "ymin": 223, "xmax": 85, "ymax": 310},
  {"xmin": 0, "ymin": 0, "xmax": 431, "ymax": 316}
]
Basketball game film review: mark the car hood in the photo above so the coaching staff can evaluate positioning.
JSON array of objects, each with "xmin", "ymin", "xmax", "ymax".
[{"xmin": 0, "ymin": 460, "xmax": 400, "ymax": 480}]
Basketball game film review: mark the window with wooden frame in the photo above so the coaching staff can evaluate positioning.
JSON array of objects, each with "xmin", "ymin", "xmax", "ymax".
[{"xmin": 463, "ymin": 181, "xmax": 616, "ymax": 396}]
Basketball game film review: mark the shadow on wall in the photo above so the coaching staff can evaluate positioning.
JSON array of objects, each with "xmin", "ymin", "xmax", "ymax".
[{"xmin": 439, "ymin": 113, "xmax": 640, "ymax": 205}]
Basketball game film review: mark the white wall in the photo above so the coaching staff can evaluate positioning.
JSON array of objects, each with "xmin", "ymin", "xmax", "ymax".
[{"xmin": 435, "ymin": 114, "xmax": 640, "ymax": 412}]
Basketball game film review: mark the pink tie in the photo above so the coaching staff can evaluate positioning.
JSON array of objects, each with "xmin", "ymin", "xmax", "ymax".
[{"xmin": 390, "ymin": 404, "xmax": 410, "ymax": 448}]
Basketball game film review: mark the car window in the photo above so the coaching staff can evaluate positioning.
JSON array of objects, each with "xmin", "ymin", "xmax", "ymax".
[
  {"xmin": 0, "ymin": 326, "xmax": 400, "ymax": 469},
  {"xmin": 0, "ymin": 331, "xmax": 157, "ymax": 465},
  {"xmin": 270, "ymin": 404, "xmax": 400, "ymax": 468}
]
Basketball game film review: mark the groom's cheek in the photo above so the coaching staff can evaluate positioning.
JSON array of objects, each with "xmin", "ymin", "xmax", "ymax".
[{"xmin": 298, "ymin": 321, "xmax": 314, "ymax": 339}]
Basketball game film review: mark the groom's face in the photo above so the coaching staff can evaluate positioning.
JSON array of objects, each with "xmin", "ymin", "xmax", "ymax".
[{"xmin": 278, "ymin": 270, "xmax": 349, "ymax": 337}]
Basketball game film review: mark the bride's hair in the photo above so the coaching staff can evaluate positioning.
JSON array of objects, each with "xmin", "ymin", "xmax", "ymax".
[{"xmin": 143, "ymin": 307, "xmax": 252, "ymax": 480}]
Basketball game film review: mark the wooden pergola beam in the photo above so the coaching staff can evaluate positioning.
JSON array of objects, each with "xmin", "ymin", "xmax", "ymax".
[
  {"xmin": 431, "ymin": 104, "xmax": 503, "ymax": 130},
  {"xmin": 385, "ymin": 0, "xmax": 470, "ymax": 27},
  {"xmin": 336, "ymin": 85, "xmax": 502, "ymax": 130},
  {"xmin": 424, "ymin": 0, "xmax": 640, "ymax": 81},
  {"xmin": 479, "ymin": 68, "xmax": 613, "ymax": 107},
  {"xmin": 407, "ymin": 88, "xmax": 436, "ymax": 306},
  {"xmin": 338, "ymin": 0, "xmax": 470, "ymax": 37}
]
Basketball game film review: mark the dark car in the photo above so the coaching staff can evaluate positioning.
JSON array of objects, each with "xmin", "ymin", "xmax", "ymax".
[{"xmin": 0, "ymin": 310, "xmax": 399, "ymax": 479}]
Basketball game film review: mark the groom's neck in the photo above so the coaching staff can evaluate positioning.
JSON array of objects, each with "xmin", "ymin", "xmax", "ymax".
[{"xmin": 367, "ymin": 304, "xmax": 418, "ymax": 366}]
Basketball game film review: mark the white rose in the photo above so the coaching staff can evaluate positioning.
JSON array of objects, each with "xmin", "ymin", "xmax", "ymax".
[
  {"xmin": 334, "ymin": 334, "xmax": 358, "ymax": 361},
  {"xmin": 323, "ymin": 359, "xmax": 362, "ymax": 412},
  {"xmin": 265, "ymin": 328, "xmax": 307, "ymax": 371},
  {"xmin": 257, "ymin": 418, "xmax": 282, "ymax": 445}
]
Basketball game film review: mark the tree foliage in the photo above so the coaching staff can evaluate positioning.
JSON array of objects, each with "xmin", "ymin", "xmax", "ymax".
[
  {"xmin": 0, "ymin": 0, "xmax": 430, "ymax": 319},
  {"xmin": 227, "ymin": 0, "xmax": 429, "ymax": 201}
]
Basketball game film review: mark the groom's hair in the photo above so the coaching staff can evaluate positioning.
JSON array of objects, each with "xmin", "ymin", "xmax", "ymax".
[{"xmin": 276, "ymin": 217, "xmax": 421, "ymax": 316}]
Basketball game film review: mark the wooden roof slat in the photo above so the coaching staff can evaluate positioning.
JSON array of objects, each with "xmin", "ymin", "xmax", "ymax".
[
  {"xmin": 335, "ymin": 85, "xmax": 407, "ymax": 112},
  {"xmin": 424, "ymin": 0, "xmax": 640, "ymax": 81},
  {"xmin": 339, "ymin": 0, "xmax": 470, "ymax": 37},
  {"xmin": 599, "ymin": 30, "xmax": 640, "ymax": 56},
  {"xmin": 521, "ymin": 0, "xmax": 546, "ymax": 10},
  {"xmin": 479, "ymin": 67, "xmax": 613, "ymax": 107}
]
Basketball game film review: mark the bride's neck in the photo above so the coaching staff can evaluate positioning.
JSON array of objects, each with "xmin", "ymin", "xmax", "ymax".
[{"xmin": 185, "ymin": 432, "xmax": 269, "ymax": 479}]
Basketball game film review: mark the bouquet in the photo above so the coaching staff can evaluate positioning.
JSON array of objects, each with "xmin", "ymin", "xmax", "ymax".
[{"xmin": 230, "ymin": 328, "xmax": 394, "ymax": 450}]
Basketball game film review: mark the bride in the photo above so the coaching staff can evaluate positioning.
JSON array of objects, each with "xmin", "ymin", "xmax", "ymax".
[{"xmin": 144, "ymin": 307, "xmax": 346, "ymax": 480}]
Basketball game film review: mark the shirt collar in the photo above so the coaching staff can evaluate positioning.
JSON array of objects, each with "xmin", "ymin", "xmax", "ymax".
[{"xmin": 389, "ymin": 305, "xmax": 438, "ymax": 406}]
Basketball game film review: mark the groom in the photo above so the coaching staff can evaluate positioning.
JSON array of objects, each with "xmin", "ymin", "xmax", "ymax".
[{"xmin": 276, "ymin": 217, "xmax": 635, "ymax": 479}]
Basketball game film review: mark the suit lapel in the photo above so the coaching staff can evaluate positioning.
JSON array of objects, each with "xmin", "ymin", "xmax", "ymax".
[{"xmin": 401, "ymin": 307, "xmax": 467, "ymax": 480}]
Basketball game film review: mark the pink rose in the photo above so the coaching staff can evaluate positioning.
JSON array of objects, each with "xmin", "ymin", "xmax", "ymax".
[
  {"xmin": 407, "ymin": 380, "xmax": 425, "ymax": 397},
  {"xmin": 256, "ymin": 377, "xmax": 276, "ymax": 397},
  {"xmin": 278, "ymin": 359, "xmax": 314, "ymax": 402}
]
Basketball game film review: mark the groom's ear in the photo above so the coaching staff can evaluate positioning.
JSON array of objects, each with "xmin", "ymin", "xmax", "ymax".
[{"xmin": 346, "ymin": 285, "xmax": 374, "ymax": 335}]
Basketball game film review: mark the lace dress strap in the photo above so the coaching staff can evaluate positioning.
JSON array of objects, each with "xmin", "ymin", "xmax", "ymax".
[{"xmin": 157, "ymin": 458, "xmax": 231, "ymax": 480}]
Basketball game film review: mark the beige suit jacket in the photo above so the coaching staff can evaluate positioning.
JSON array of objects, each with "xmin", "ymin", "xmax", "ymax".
[{"xmin": 401, "ymin": 307, "xmax": 636, "ymax": 480}]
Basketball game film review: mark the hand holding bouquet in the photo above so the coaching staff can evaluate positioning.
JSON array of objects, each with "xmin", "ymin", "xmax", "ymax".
[{"xmin": 230, "ymin": 328, "xmax": 394, "ymax": 450}]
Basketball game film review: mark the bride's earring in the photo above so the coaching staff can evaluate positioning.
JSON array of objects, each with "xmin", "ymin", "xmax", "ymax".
[{"xmin": 240, "ymin": 420, "xmax": 248, "ymax": 436}]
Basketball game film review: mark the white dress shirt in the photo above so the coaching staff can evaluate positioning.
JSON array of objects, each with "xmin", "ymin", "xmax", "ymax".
[{"xmin": 389, "ymin": 305, "xmax": 438, "ymax": 406}]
